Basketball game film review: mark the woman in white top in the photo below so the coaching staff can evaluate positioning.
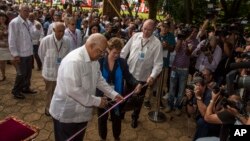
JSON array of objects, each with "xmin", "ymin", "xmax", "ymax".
[{"xmin": 0, "ymin": 11, "xmax": 12, "ymax": 81}]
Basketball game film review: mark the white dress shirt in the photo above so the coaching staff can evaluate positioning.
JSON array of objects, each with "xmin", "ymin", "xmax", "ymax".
[
  {"xmin": 120, "ymin": 32, "xmax": 163, "ymax": 81},
  {"xmin": 46, "ymin": 22, "xmax": 54, "ymax": 36},
  {"xmin": 30, "ymin": 20, "xmax": 44, "ymax": 45},
  {"xmin": 49, "ymin": 46, "xmax": 118, "ymax": 123},
  {"xmin": 64, "ymin": 28, "xmax": 83, "ymax": 51},
  {"xmin": 192, "ymin": 40, "xmax": 222, "ymax": 72},
  {"xmin": 8, "ymin": 15, "xmax": 33, "ymax": 57},
  {"xmin": 38, "ymin": 34, "xmax": 70, "ymax": 81}
]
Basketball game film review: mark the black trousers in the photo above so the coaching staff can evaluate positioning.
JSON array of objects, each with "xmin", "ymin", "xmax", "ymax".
[
  {"xmin": 32, "ymin": 45, "xmax": 42, "ymax": 69},
  {"xmin": 12, "ymin": 56, "xmax": 32, "ymax": 95},
  {"xmin": 97, "ymin": 107, "xmax": 121, "ymax": 140},
  {"xmin": 52, "ymin": 118, "xmax": 88, "ymax": 141},
  {"xmin": 126, "ymin": 82, "xmax": 148, "ymax": 120}
]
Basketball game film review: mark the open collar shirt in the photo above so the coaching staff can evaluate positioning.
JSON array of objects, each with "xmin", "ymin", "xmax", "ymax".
[
  {"xmin": 30, "ymin": 20, "xmax": 44, "ymax": 45},
  {"xmin": 49, "ymin": 46, "xmax": 118, "ymax": 123},
  {"xmin": 120, "ymin": 32, "xmax": 163, "ymax": 82},
  {"xmin": 8, "ymin": 15, "xmax": 33, "ymax": 57},
  {"xmin": 38, "ymin": 34, "xmax": 70, "ymax": 81},
  {"xmin": 64, "ymin": 28, "xmax": 83, "ymax": 51},
  {"xmin": 193, "ymin": 40, "xmax": 222, "ymax": 72}
]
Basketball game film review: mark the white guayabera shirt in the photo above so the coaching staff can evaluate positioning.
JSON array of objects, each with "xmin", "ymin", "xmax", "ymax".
[
  {"xmin": 120, "ymin": 32, "xmax": 163, "ymax": 81},
  {"xmin": 50, "ymin": 46, "xmax": 118, "ymax": 123}
]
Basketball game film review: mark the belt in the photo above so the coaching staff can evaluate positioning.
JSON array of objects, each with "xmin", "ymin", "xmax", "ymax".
[{"xmin": 173, "ymin": 66, "xmax": 188, "ymax": 70}]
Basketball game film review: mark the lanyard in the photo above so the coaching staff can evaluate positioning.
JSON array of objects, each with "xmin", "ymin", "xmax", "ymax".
[
  {"xmin": 23, "ymin": 22, "xmax": 32, "ymax": 41},
  {"xmin": 53, "ymin": 36, "xmax": 63, "ymax": 54},
  {"xmin": 141, "ymin": 38, "xmax": 149, "ymax": 50},
  {"xmin": 68, "ymin": 29, "xmax": 77, "ymax": 46}
]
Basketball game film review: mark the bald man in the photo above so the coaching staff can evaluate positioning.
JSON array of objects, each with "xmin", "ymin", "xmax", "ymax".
[
  {"xmin": 38, "ymin": 22, "xmax": 70, "ymax": 116},
  {"xmin": 120, "ymin": 19, "xmax": 163, "ymax": 128},
  {"xmin": 49, "ymin": 33, "xmax": 124, "ymax": 141},
  {"xmin": 8, "ymin": 4, "xmax": 36, "ymax": 99}
]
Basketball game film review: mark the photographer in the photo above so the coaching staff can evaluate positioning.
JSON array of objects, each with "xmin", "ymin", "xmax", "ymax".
[
  {"xmin": 166, "ymin": 26, "xmax": 197, "ymax": 116},
  {"xmin": 203, "ymin": 91, "xmax": 247, "ymax": 141},
  {"xmin": 192, "ymin": 35, "xmax": 222, "ymax": 72},
  {"xmin": 185, "ymin": 77, "xmax": 221, "ymax": 141},
  {"xmin": 195, "ymin": 68, "xmax": 217, "ymax": 90}
]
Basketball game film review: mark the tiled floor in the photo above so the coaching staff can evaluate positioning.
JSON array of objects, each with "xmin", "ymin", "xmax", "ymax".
[{"xmin": 0, "ymin": 64, "xmax": 196, "ymax": 141}]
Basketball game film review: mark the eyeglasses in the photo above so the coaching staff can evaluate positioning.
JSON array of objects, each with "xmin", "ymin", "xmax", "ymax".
[{"xmin": 96, "ymin": 48, "xmax": 107, "ymax": 55}]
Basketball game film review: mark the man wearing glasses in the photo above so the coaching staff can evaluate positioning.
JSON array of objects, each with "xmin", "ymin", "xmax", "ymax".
[{"xmin": 49, "ymin": 33, "xmax": 123, "ymax": 141}]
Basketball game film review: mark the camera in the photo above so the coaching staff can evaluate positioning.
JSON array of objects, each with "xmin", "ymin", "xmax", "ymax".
[
  {"xmin": 220, "ymin": 97, "xmax": 246, "ymax": 115},
  {"xmin": 200, "ymin": 39, "xmax": 212, "ymax": 55},
  {"xmin": 227, "ymin": 63, "xmax": 250, "ymax": 94},
  {"xmin": 206, "ymin": 9, "xmax": 218, "ymax": 20},
  {"xmin": 177, "ymin": 27, "xmax": 193, "ymax": 40},
  {"xmin": 186, "ymin": 83, "xmax": 195, "ymax": 91}
]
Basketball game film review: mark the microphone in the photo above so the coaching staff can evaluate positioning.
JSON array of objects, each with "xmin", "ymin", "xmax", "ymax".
[{"xmin": 230, "ymin": 62, "xmax": 250, "ymax": 69}]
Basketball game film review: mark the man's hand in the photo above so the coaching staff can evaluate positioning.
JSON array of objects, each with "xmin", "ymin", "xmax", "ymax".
[
  {"xmin": 114, "ymin": 95, "xmax": 124, "ymax": 103},
  {"xmin": 211, "ymin": 90, "xmax": 220, "ymax": 101},
  {"xmin": 207, "ymin": 54, "xmax": 213, "ymax": 63},
  {"xmin": 185, "ymin": 88, "xmax": 194, "ymax": 100},
  {"xmin": 13, "ymin": 56, "xmax": 20, "ymax": 63},
  {"xmin": 227, "ymin": 105, "xmax": 240, "ymax": 116},
  {"xmin": 146, "ymin": 76, "xmax": 154, "ymax": 86},
  {"xmin": 134, "ymin": 84, "xmax": 142, "ymax": 94},
  {"xmin": 99, "ymin": 97, "xmax": 108, "ymax": 109},
  {"xmin": 194, "ymin": 86, "xmax": 202, "ymax": 98},
  {"xmin": 162, "ymin": 41, "xmax": 168, "ymax": 50}
]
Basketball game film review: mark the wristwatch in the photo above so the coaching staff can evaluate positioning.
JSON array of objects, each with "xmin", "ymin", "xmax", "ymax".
[{"xmin": 210, "ymin": 100, "xmax": 214, "ymax": 103}]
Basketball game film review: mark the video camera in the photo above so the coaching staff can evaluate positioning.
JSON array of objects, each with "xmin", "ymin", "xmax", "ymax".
[{"xmin": 226, "ymin": 56, "xmax": 250, "ymax": 94}]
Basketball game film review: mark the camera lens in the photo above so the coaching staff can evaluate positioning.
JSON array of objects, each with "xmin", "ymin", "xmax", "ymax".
[{"xmin": 212, "ymin": 86, "xmax": 220, "ymax": 93}]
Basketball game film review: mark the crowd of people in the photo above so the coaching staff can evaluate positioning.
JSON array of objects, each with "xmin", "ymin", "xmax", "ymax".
[{"xmin": 0, "ymin": 1, "xmax": 250, "ymax": 141}]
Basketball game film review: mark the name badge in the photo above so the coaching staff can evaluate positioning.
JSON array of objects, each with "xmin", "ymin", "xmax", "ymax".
[
  {"xmin": 56, "ymin": 57, "xmax": 62, "ymax": 65},
  {"xmin": 138, "ymin": 51, "xmax": 145, "ymax": 60}
]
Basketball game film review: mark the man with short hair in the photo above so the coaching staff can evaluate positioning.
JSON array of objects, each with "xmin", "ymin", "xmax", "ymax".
[
  {"xmin": 120, "ymin": 19, "xmax": 163, "ymax": 128},
  {"xmin": 8, "ymin": 4, "xmax": 36, "ymax": 99},
  {"xmin": 144, "ymin": 21, "xmax": 176, "ymax": 109},
  {"xmin": 49, "ymin": 33, "xmax": 124, "ymax": 141},
  {"xmin": 29, "ymin": 12, "xmax": 44, "ymax": 71},
  {"xmin": 46, "ymin": 11, "xmax": 62, "ymax": 35},
  {"xmin": 38, "ymin": 22, "xmax": 70, "ymax": 116},
  {"xmin": 186, "ymin": 77, "xmax": 221, "ymax": 141}
]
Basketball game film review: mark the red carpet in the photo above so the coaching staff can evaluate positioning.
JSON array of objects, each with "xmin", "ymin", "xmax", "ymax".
[{"xmin": 0, "ymin": 117, "xmax": 39, "ymax": 141}]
